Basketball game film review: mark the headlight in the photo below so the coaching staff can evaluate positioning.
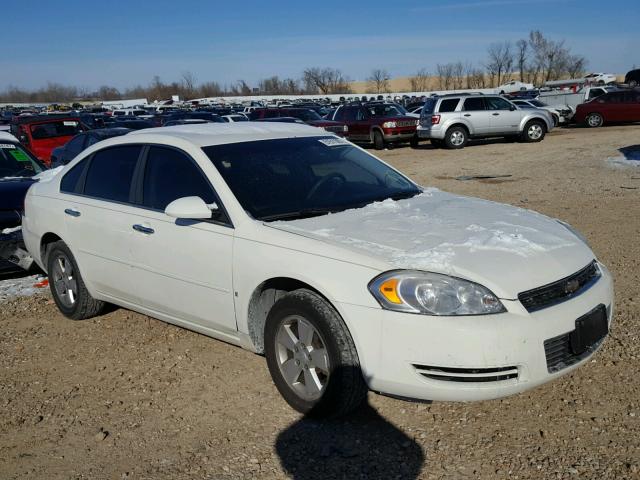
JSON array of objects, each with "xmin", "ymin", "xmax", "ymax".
[
  {"xmin": 368, "ymin": 271, "xmax": 505, "ymax": 316},
  {"xmin": 382, "ymin": 121, "xmax": 397, "ymax": 128},
  {"xmin": 342, "ymin": 124, "xmax": 349, "ymax": 132},
  {"xmin": 557, "ymin": 220, "xmax": 591, "ymax": 247}
]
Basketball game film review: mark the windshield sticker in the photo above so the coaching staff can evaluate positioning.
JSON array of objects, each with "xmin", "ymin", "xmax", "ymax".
[
  {"xmin": 318, "ymin": 138, "xmax": 350, "ymax": 147},
  {"xmin": 9, "ymin": 149, "xmax": 30, "ymax": 162},
  {"xmin": 63, "ymin": 121, "xmax": 78, "ymax": 126},
  {"xmin": 0, "ymin": 143, "xmax": 16, "ymax": 149}
]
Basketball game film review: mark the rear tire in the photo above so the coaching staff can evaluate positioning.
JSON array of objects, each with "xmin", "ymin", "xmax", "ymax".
[
  {"xmin": 521, "ymin": 120, "xmax": 546, "ymax": 142},
  {"xmin": 410, "ymin": 135, "xmax": 419, "ymax": 149},
  {"xmin": 444, "ymin": 126, "xmax": 468, "ymax": 149},
  {"xmin": 630, "ymin": 80, "xmax": 638, "ymax": 88},
  {"xmin": 47, "ymin": 241, "xmax": 105, "ymax": 320},
  {"xmin": 585, "ymin": 112, "xmax": 604, "ymax": 128},
  {"xmin": 372, "ymin": 130, "xmax": 385, "ymax": 150},
  {"xmin": 264, "ymin": 289, "xmax": 368, "ymax": 418}
]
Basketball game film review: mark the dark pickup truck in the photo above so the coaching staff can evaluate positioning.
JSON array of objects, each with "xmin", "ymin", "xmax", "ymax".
[{"xmin": 327, "ymin": 102, "xmax": 420, "ymax": 149}]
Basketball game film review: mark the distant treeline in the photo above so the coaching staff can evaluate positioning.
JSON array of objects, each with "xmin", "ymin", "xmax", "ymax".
[{"xmin": 0, "ymin": 30, "xmax": 589, "ymax": 103}]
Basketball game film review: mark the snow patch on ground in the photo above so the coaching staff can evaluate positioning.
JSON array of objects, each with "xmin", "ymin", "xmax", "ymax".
[
  {"xmin": 1, "ymin": 226, "xmax": 21, "ymax": 235},
  {"xmin": 607, "ymin": 147, "xmax": 640, "ymax": 168},
  {"xmin": 0, "ymin": 274, "xmax": 47, "ymax": 302}
]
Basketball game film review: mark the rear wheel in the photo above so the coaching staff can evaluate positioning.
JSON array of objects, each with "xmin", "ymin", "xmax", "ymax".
[
  {"xmin": 264, "ymin": 289, "xmax": 368, "ymax": 418},
  {"xmin": 47, "ymin": 241, "xmax": 105, "ymax": 320},
  {"xmin": 630, "ymin": 80, "xmax": 638, "ymax": 88},
  {"xmin": 521, "ymin": 120, "xmax": 546, "ymax": 142},
  {"xmin": 444, "ymin": 126, "xmax": 468, "ymax": 149},
  {"xmin": 409, "ymin": 135, "xmax": 420, "ymax": 149},
  {"xmin": 372, "ymin": 130, "xmax": 385, "ymax": 150},
  {"xmin": 586, "ymin": 112, "xmax": 604, "ymax": 128}
]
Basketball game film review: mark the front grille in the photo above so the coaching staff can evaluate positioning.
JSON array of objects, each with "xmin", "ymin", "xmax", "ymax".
[
  {"xmin": 518, "ymin": 261, "xmax": 600, "ymax": 312},
  {"xmin": 413, "ymin": 364, "xmax": 518, "ymax": 383}
]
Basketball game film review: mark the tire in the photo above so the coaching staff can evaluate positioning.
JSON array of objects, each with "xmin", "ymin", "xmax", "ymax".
[
  {"xmin": 444, "ymin": 126, "xmax": 468, "ymax": 149},
  {"xmin": 372, "ymin": 130, "xmax": 385, "ymax": 150},
  {"xmin": 630, "ymin": 80, "xmax": 638, "ymax": 88},
  {"xmin": 409, "ymin": 135, "xmax": 419, "ymax": 149},
  {"xmin": 585, "ymin": 112, "xmax": 604, "ymax": 128},
  {"xmin": 551, "ymin": 114, "xmax": 559, "ymax": 127},
  {"xmin": 47, "ymin": 241, "xmax": 105, "ymax": 320},
  {"xmin": 521, "ymin": 120, "xmax": 546, "ymax": 142},
  {"xmin": 264, "ymin": 289, "xmax": 368, "ymax": 418},
  {"xmin": 431, "ymin": 139, "xmax": 444, "ymax": 148}
]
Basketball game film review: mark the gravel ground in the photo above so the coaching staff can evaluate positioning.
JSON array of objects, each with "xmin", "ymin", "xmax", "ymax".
[{"xmin": 1, "ymin": 125, "xmax": 639, "ymax": 480}]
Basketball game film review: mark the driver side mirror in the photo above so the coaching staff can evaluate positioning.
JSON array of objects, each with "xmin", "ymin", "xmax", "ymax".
[
  {"xmin": 509, "ymin": 105, "xmax": 517, "ymax": 111},
  {"xmin": 165, "ymin": 196, "xmax": 218, "ymax": 220}
]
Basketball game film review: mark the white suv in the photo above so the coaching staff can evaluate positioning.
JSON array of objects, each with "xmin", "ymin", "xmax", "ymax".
[
  {"xmin": 417, "ymin": 94, "xmax": 554, "ymax": 149},
  {"xmin": 23, "ymin": 123, "xmax": 612, "ymax": 417}
]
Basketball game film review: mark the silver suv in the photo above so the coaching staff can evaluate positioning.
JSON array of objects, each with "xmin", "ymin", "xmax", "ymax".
[{"xmin": 417, "ymin": 94, "xmax": 554, "ymax": 149}]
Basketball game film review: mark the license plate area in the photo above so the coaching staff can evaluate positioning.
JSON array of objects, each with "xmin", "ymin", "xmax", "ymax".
[{"xmin": 569, "ymin": 304, "xmax": 608, "ymax": 355}]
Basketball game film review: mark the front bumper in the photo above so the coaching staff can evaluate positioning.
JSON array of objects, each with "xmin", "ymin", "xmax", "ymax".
[
  {"xmin": 382, "ymin": 129, "xmax": 416, "ymax": 142},
  {"xmin": 336, "ymin": 263, "xmax": 614, "ymax": 402}
]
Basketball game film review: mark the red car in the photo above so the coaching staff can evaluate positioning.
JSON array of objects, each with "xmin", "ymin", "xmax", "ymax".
[
  {"xmin": 328, "ymin": 102, "xmax": 419, "ymax": 149},
  {"xmin": 10, "ymin": 115, "xmax": 85, "ymax": 165},
  {"xmin": 249, "ymin": 108, "xmax": 348, "ymax": 136},
  {"xmin": 575, "ymin": 90, "xmax": 640, "ymax": 127}
]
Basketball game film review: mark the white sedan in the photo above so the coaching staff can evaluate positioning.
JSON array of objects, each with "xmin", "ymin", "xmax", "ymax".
[
  {"xmin": 22, "ymin": 123, "xmax": 614, "ymax": 417},
  {"xmin": 584, "ymin": 73, "xmax": 617, "ymax": 85}
]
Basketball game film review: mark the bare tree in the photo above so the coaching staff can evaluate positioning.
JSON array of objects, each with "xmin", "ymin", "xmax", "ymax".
[
  {"xmin": 180, "ymin": 71, "xmax": 197, "ymax": 99},
  {"xmin": 452, "ymin": 62, "xmax": 465, "ymax": 90},
  {"xmin": 436, "ymin": 63, "xmax": 455, "ymax": 90},
  {"xmin": 486, "ymin": 41, "xmax": 514, "ymax": 87},
  {"xmin": 367, "ymin": 68, "xmax": 391, "ymax": 93},
  {"xmin": 409, "ymin": 68, "xmax": 430, "ymax": 92},
  {"xmin": 303, "ymin": 67, "xmax": 351, "ymax": 94},
  {"xmin": 566, "ymin": 55, "xmax": 587, "ymax": 78},
  {"xmin": 515, "ymin": 39, "xmax": 528, "ymax": 82}
]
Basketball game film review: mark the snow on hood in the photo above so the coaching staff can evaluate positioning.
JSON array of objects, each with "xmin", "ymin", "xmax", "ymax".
[{"xmin": 270, "ymin": 190, "xmax": 594, "ymax": 298}]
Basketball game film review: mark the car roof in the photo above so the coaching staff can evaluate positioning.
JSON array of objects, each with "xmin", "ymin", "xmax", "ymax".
[{"xmin": 126, "ymin": 121, "xmax": 325, "ymax": 147}]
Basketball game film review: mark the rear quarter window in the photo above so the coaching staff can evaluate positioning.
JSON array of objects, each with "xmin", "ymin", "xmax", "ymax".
[
  {"xmin": 60, "ymin": 158, "xmax": 89, "ymax": 194},
  {"xmin": 437, "ymin": 99, "xmax": 460, "ymax": 113}
]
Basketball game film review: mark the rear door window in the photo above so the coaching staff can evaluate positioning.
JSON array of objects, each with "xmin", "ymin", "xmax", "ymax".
[
  {"xmin": 83, "ymin": 145, "xmax": 142, "ymax": 203},
  {"xmin": 485, "ymin": 97, "xmax": 513, "ymax": 110},
  {"xmin": 438, "ymin": 99, "xmax": 460, "ymax": 113},
  {"xmin": 463, "ymin": 98, "xmax": 486, "ymax": 111}
]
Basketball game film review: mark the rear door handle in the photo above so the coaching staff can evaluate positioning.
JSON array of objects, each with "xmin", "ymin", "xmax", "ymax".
[
  {"xmin": 492, "ymin": 113, "xmax": 500, "ymax": 116},
  {"xmin": 463, "ymin": 114, "xmax": 471, "ymax": 117},
  {"xmin": 64, "ymin": 208, "xmax": 80, "ymax": 217},
  {"xmin": 132, "ymin": 224, "xmax": 154, "ymax": 235}
]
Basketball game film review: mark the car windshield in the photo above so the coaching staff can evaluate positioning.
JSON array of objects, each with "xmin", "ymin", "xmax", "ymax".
[
  {"xmin": 0, "ymin": 142, "xmax": 45, "ymax": 178},
  {"xmin": 366, "ymin": 104, "xmax": 405, "ymax": 118},
  {"xmin": 30, "ymin": 120, "xmax": 82, "ymax": 139},
  {"xmin": 203, "ymin": 136, "xmax": 421, "ymax": 221}
]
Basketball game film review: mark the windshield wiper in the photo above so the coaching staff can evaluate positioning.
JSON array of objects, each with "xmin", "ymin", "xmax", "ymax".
[{"xmin": 260, "ymin": 207, "xmax": 337, "ymax": 222}]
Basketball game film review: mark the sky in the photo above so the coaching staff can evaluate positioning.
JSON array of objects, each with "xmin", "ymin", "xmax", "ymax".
[{"xmin": 0, "ymin": 0, "xmax": 637, "ymax": 91}]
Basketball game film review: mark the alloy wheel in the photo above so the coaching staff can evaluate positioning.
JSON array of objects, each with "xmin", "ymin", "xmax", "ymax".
[
  {"xmin": 51, "ymin": 252, "xmax": 77, "ymax": 308},
  {"xmin": 450, "ymin": 131, "xmax": 465, "ymax": 146},
  {"xmin": 275, "ymin": 315, "xmax": 330, "ymax": 401},
  {"xmin": 528, "ymin": 124, "xmax": 543, "ymax": 140}
]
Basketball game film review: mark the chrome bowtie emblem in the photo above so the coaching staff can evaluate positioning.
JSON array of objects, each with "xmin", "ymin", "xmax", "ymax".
[{"xmin": 565, "ymin": 279, "xmax": 580, "ymax": 294}]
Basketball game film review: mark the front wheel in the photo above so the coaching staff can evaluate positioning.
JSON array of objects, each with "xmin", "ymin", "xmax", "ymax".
[
  {"xmin": 410, "ymin": 135, "xmax": 420, "ymax": 149},
  {"xmin": 586, "ymin": 112, "xmax": 604, "ymax": 128},
  {"xmin": 264, "ymin": 289, "xmax": 368, "ymax": 418},
  {"xmin": 372, "ymin": 130, "xmax": 385, "ymax": 150},
  {"xmin": 521, "ymin": 120, "xmax": 546, "ymax": 142},
  {"xmin": 47, "ymin": 241, "xmax": 105, "ymax": 320}
]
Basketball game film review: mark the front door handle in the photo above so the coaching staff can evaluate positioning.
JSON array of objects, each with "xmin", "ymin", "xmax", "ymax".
[
  {"xmin": 64, "ymin": 208, "xmax": 80, "ymax": 217},
  {"xmin": 492, "ymin": 113, "xmax": 500, "ymax": 116},
  {"xmin": 132, "ymin": 224, "xmax": 154, "ymax": 235},
  {"xmin": 463, "ymin": 114, "xmax": 471, "ymax": 117}
]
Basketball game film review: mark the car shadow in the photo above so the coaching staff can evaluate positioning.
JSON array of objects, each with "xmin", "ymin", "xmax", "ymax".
[{"xmin": 275, "ymin": 399, "xmax": 425, "ymax": 479}]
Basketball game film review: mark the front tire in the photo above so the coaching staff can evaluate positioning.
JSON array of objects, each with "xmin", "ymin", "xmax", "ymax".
[
  {"xmin": 586, "ymin": 112, "xmax": 604, "ymax": 128},
  {"xmin": 521, "ymin": 120, "xmax": 546, "ymax": 142},
  {"xmin": 372, "ymin": 130, "xmax": 385, "ymax": 150},
  {"xmin": 264, "ymin": 289, "xmax": 368, "ymax": 418},
  {"xmin": 410, "ymin": 135, "xmax": 419, "ymax": 149},
  {"xmin": 47, "ymin": 241, "xmax": 105, "ymax": 320}
]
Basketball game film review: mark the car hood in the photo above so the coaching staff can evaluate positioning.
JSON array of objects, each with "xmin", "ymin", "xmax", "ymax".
[
  {"xmin": 307, "ymin": 119, "xmax": 345, "ymax": 127},
  {"xmin": 269, "ymin": 189, "xmax": 594, "ymax": 299}
]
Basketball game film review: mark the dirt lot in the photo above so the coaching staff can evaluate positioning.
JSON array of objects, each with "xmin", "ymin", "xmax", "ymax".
[{"xmin": 1, "ymin": 125, "xmax": 639, "ymax": 480}]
